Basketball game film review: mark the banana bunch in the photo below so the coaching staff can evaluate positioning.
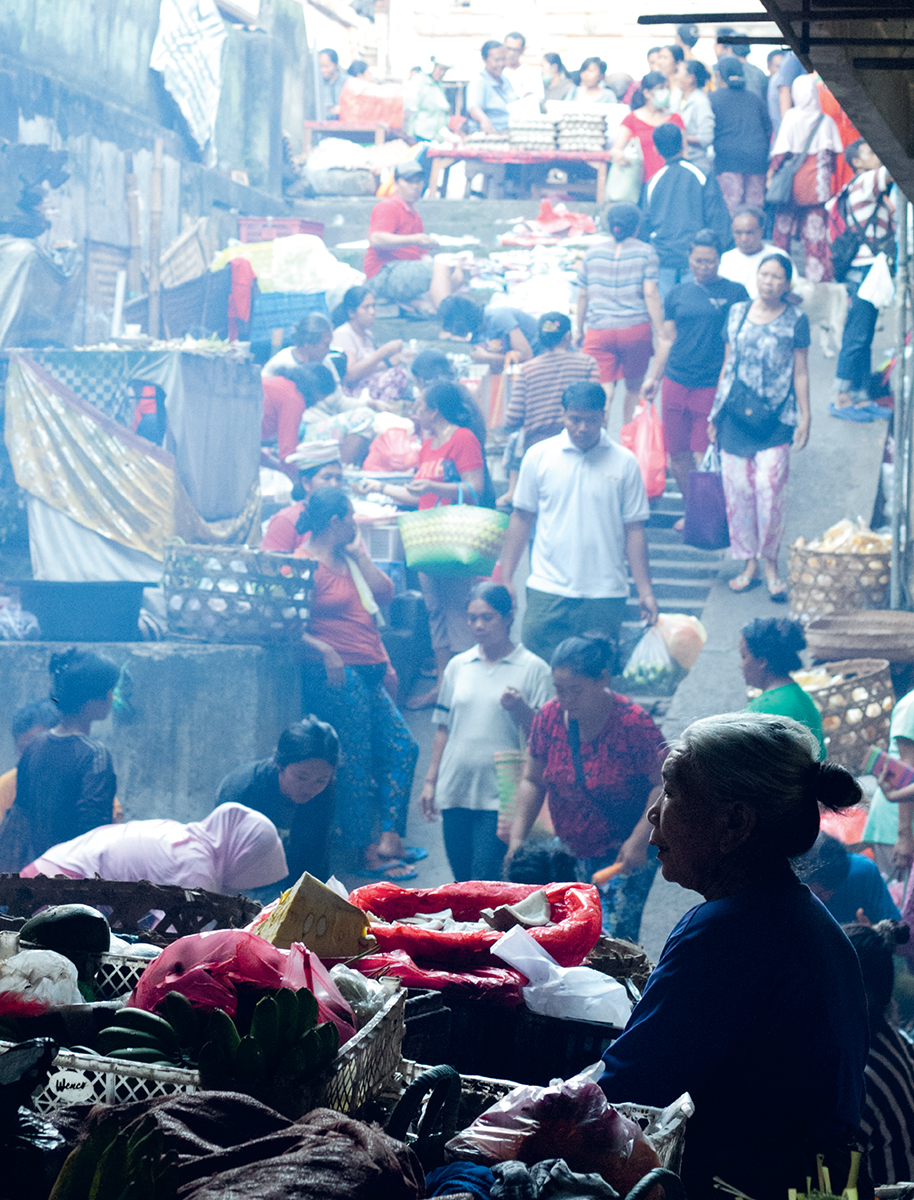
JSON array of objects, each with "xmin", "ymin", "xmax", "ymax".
[
  {"xmin": 197, "ymin": 987, "xmax": 339, "ymax": 1089},
  {"xmin": 48, "ymin": 1112, "xmax": 177, "ymax": 1200},
  {"xmin": 96, "ymin": 1005, "xmax": 185, "ymax": 1066}
]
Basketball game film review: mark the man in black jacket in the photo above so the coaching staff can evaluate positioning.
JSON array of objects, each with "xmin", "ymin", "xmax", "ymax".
[{"xmin": 644, "ymin": 123, "xmax": 733, "ymax": 298}]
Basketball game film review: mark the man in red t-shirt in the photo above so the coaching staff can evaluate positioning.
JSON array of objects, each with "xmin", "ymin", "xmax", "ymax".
[{"xmin": 364, "ymin": 161, "xmax": 462, "ymax": 314}]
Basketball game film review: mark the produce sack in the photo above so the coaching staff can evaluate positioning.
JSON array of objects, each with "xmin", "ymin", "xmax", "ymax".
[
  {"xmin": 445, "ymin": 1067, "xmax": 659, "ymax": 1196},
  {"xmin": 129, "ymin": 930, "xmax": 356, "ymax": 1045},
  {"xmin": 362, "ymin": 427, "xmax": 421, "ymax": 473},
  {"xmin": 682, "ymin": 445, "xmax": 729, "ymax": 551},
  {"xmin": 619, "ymin": 401, "xmax": 666, "ymax": 499},
  {"xmin": 491, "ymin": 926, "xmax": 631, "ymax": 1026},
  {"xmin": 348, "ymin": 881, "xmax": 602, "ymax": 968},
  {"xmin": 622, "ymin": 626, "xmax": 676, "ymax": 692},
  {"xmin": 356, "ymin": 948, "xmax": 525, "ymax": 1006},
  {"xmin": 656, "ymin": 613, "xmax": 707, "ymax": 671}
]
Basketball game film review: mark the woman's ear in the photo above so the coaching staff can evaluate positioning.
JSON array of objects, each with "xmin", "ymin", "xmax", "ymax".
[{"xmin": 720, "ymin": 801, "xmax": 757, "ymax": 854}]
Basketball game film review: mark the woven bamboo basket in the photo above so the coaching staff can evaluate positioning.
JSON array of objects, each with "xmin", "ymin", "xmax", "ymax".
[
  {"xmin": 805, "ymin": 612, "xmax": 914, "ymax": 664},
  {"xmin": 787, "ymin": 545, "xmax": 891, "ymax": 624},
  {"xmin": 163, "ymin": 545, "xmax": 315, "ymax": 643},
  {"xmin": 802, "ymin": 658, "xmax": 895, "ymax": 771}
]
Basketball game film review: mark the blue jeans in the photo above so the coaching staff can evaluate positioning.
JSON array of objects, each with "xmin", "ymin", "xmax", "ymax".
[
  {"xmin": 576, "ymin": 846, "xmax": 660, "ymax": 941},
  {"xmin": 442, "ymin": 809, "xmax": 506, "ymax": 882},
  {"xmin": 658, "ymin": 267, "xmax": 693, "ymax": 301},
  {"xmin": 835, "ymin": 266, "xmax": 879, "ymax": 397}
]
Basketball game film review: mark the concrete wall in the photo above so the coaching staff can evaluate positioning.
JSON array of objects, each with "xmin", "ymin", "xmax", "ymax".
[{"xmin": 0, "ymin": 642, "xmax": 303, "ymax": 824}]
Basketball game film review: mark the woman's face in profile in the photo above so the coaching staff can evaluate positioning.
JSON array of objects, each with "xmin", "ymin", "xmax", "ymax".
[{"xmin": 648, "ymin": 761, "xmax": 730, "ymax": 894}]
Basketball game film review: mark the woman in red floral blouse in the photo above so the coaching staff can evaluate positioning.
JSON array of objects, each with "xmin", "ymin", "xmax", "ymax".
[{"xmin": 506, "ymin": 635, "xmax": 665, "ymax": 940}]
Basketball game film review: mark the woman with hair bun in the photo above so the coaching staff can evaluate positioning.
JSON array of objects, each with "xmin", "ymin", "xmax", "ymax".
[
  {"xmin": 0, "ymin": 648, "xmax": 120, "ymax": 871},
  {"xmin": 575, "ymin": 203, "xmax": 663, "ymax": 422},
  {"xmin": 295, "ymin": 488, "xmax": 419, "ymax": 878},
  {"xmin": 740, "ymin": 616, "xmax": 825, "ymax": 755},
  {"xmin": 420, "ymin": 582, "xmax": 553, "ymax": 882},
  {"xmin": 600, "ymin": 712, "xmax": 869, "ymax": 1200},
  {"xmin": 506, "ymin": 634, "xmax": 666, "ymax": 938}
]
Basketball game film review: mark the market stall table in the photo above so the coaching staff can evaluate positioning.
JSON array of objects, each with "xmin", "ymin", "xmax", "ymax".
[
  {"xmin": 426, "ymin": 145, "xmax": 612, "ymax": 203},
  {"xmin": 302, "ymin": 121, "xmax": 399, "ymax": 156}
]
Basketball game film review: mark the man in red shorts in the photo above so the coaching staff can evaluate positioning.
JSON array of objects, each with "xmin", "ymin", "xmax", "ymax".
[{"xmin": 641, "ymin": 230, "xmax": 748, "ymax": 529}]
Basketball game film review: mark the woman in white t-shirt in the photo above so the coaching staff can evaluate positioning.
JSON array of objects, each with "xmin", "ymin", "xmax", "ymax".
[
  {"xmin": 330, "ymin": 286, "xmax": 410, "ymax": 405},
  {"xmin": 419, "ymin": 582, "xmax": 553, "ymax": 881}
]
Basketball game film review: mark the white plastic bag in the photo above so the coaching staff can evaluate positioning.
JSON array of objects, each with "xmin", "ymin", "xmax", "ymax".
[
  {"xmin": 622, "ymin": 625, "xmax": 675, "ymax": 691},
  {"xmin": 858, "ymin": 251, "xmax": 895, "ymax": 309},
  {"xmin": 492, "ymin": 925, "xmax": 631, "ymax": 1027}
]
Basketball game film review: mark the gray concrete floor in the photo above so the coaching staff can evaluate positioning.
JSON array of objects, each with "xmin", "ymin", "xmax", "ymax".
[{"xmin": 340, "ymin": 305, "xmax": 893, "ymax": 966}]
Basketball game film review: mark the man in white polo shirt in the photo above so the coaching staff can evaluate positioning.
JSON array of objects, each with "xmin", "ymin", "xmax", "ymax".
[
  {"xmin": 499, "ymin": 381, "xmax": 658, "ymax": 666},
  {"xmin": 718, "ymin": 206, "xmax": 790, "ymax": 299}
]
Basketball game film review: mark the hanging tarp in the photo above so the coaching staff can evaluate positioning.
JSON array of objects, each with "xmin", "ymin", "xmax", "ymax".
[{"xmin": 4, "ymin": 355, "xmax": 176, "ymax": 560}]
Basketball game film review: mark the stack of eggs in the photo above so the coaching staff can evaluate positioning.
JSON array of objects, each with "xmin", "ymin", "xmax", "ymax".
[
  {"xmin": 466, "ymin": 129, "xmax": 512, "ymax": 154},
  {"xmin": 508, "ymin": 116, "xmax": 557, "ymax": 151},
  {"xmin": 555, "ymin": 110, "xmax": 607, "ymax": 152}
]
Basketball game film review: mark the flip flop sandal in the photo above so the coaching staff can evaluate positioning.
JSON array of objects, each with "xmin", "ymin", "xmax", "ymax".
[
  {"xmin": 728, "ymin": 573, "xmax": 761, "ymax": 593},
  {"xmin": 767, "ymin": 582, "xmax": 789, "ymax": 603},
  {"xmin": 379, "ymin": 846, "xmax": 428, "ymax": 865},
  {"xmin": 828, "ymin": 402, "xmax": 875, "ymax": 423},
  {"xmin": 355, "ymin": 863, "xmax": 419, "ymax": 882}
]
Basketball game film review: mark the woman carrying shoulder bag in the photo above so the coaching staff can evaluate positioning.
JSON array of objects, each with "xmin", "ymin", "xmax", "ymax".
[
  {"xmin": 768, "ymin": 74, "xmax": 843, "ymax": 282},
  {"xmin": 708, "ymin": 254, "xmax": 811, "ymax": 602}
]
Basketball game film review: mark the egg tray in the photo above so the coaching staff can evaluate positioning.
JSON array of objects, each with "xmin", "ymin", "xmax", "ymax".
[
  {"xmin": 162, "ymin": 544, "xmax": 316, "ymax": 644},
  {"xmin": 801, "ymin": 658, "xmax": 895, "ymax": 772}
]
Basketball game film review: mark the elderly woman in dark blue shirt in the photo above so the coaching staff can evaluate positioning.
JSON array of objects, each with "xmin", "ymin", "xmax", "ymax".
[{"xmin": 600, "ymin": 712, "xmax": 869, "ymax": 1200}]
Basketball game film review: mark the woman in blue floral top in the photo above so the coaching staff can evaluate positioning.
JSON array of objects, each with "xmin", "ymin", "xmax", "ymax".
[{"xmin": 709, "ymin": 254, "xmax": 811, "ymax": 601}]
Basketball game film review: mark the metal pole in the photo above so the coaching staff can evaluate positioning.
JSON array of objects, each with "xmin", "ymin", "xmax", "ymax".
[
  {"xmin": 902, "ymin": 200, "xmax": 914, "ymax": 606},
  {"xmin": 891, "ymin": 193, "xmax": 910, "ymax": 607}
]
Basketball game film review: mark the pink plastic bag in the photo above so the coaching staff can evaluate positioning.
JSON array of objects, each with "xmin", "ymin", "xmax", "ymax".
[
  {"xmin": 129, "ymin": 930, "xmax": 356, "ymax": 1044},
  {"xmin": 362, "ymin": 427, "xmax": 421, "ymax": 472},
  {"xmin": 620, "ymin": 400, "xmax": 666, "ymax": 499},
  {"xmin": 445, "ymin": 1069, "xmax": 660, "ymax": 1195}
]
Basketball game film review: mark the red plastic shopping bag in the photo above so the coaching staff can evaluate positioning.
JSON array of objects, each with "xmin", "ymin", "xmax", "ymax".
[
  {"xmin": 619, "ymin": 400, "xmax": 666, "ymax": 499},
  {"xmin": 362, "ymin": 426, "xmax": 421, "ymax": 472},
  {"xmin": 129, "ymin": 930, "xmax": 356, "ymax": 1043}
]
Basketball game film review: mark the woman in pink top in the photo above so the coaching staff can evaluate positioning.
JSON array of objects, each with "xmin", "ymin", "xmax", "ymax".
[
  {"xmin": 23, "ymin": 803, "xmax": 288, "ymax": 895},
  {"xmin": 611, "ymin": 71, "xmax": 686, "ymax": 184}
]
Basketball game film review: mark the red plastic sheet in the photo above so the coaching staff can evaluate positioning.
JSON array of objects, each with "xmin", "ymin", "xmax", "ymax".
[
  {"xmin": 348, "ymin": 881, "xmax": 602, "ymax": 968},
  {"xmin": 357, "ymin": 948, "xmax": 526, "ymax": 1007}
]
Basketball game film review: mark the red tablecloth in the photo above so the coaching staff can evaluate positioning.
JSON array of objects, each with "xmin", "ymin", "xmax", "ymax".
[{"xmin": 427, "ymin": 146, "xmax": 611, "ymax": 165}]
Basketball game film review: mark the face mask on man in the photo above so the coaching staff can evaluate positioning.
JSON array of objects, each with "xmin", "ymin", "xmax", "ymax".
[{"xmin": 652, "ymin": 88, "xmax": 671, "ymax": 108}]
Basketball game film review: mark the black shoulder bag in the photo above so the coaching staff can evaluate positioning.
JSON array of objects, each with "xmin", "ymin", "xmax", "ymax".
[{"xmin": 722, "ymin": 306, "xmax": 784, "ymax": 439}]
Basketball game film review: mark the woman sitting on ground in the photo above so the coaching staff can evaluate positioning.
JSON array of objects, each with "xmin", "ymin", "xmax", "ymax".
[
  {"xmin": 739, "ymin": 617, "xmax": 825, "ymax": 756},
  {"xmin": 600, "ymin": 712, "xmax": 869, "ymax": 1199},
  {"xmin": 21, "ymin": 803, "xmax": 288, "ymax": 897},
  {"xmin": 0, "ymin": 649, "xmax": 120, "ymax": 871},
  {"xmin": 330, "ymin": 286, "xmax": 410, "ymax": 406}
]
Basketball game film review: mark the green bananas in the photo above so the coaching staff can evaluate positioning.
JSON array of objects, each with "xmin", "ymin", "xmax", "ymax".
[
  {"xmin": 197, "ymin": 986, "xmax": 338, "ymax": 1090},
  {"xmin": 96, "ymin": 1006, "xmax": 182, "ymax": 1066}
]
